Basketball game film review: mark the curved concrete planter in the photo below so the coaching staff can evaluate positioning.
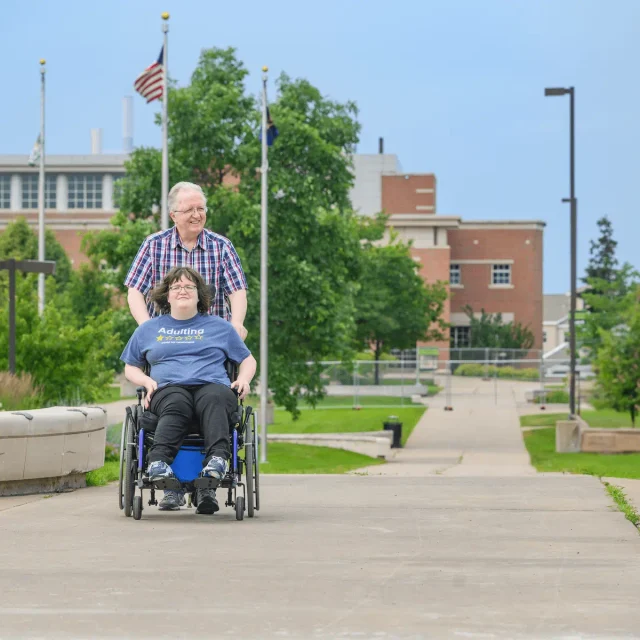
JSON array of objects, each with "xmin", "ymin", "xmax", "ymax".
[{"xmin": 0, "ymin": 406, "xmax": 107, "ymax": 496}]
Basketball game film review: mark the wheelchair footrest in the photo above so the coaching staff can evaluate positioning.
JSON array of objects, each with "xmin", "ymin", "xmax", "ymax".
[
  {"xmin": 151, "ymin": 477, "xmax": 183, "ymax": 491},
  {"xmin": 193, "ymin": 476, "xmax": 221, "ymax": 490}
]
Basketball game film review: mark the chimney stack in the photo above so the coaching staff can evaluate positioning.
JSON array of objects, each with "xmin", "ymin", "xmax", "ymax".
[{"xmin": 90, "ymin": 128, "xmax": 103, "ymax": 154}]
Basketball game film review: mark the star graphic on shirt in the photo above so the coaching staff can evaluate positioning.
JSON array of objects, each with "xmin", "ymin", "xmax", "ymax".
[{"xmin": 156, "ymin": 336, "xmax": 163, "ymax": 342}]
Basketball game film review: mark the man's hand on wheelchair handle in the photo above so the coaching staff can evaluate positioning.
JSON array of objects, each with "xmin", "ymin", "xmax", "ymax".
[
  {"xmin": 231, "ymin": 377, "xmax": 250, "ymax": 400},
  {"xmin": 231, "ymin": 321, "xmax": 248, "ymax": 341},
  {"xmin": 143, "ymin": 376, "xmax": 158, "ymax": 408}
]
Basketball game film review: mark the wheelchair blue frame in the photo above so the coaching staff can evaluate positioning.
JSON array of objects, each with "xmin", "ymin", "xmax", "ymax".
[{"xmin": 119, "ymin": 384, "xmax": 260, "ymax": 521}]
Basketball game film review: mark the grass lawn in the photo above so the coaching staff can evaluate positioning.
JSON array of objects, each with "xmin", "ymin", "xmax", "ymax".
[
  {"xmin": 86, "ymin": 460, "xmax": 120, "ymax": 486},
  {"xmin": 246, "ymin": 394, "xmax": 423, "ymax": 408},
  {"xmin": 270, "ymin": 405, "xmax": 426, "ymax": 446},
  {"xmin": 523, "ymin": 428, "xmax": 640, "ymax": 479},
  {"xmin": 259, "ymin": 443, "xmax": 384, "ymax": 474},
  {"xmin": 520, "ymin": 409, "xmax": 637, "ymax": 429}
]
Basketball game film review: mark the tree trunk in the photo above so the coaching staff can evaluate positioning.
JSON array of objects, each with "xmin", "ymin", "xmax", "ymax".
[
  {"xmin": 374, "ymin": 341, "xmax": 382, "ymax": 386},
  {"xmin": 631, "ymin": 405, "xmax": 636, "ymax": 428}
]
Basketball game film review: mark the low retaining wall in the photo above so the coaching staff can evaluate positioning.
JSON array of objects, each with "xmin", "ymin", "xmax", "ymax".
[
  {"xmin": 268, "ymin": 430, "xmax": 393, "ymax": 459},
  {"xmin": 0, "ymin": 407, "xmax": 107, "ymax": 496},
  {"xmin": 556, "ymin": 415, "xmax": 640, "ymax": 454}
]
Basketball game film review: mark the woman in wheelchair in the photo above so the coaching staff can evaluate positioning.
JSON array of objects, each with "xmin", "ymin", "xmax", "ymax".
[{"xmin": 120, "ymin": 266, "xmax": 256, "ymax": 515}]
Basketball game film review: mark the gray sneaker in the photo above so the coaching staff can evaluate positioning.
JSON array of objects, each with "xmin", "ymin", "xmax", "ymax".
[
  {"xmin": 158, "ymin": 490, "xmax": 186, "ymax": 511},
  {"xmin": 195, "ymin": 488, "xmax": 219, "ymax": 515},
  {"xmin": 202, "ymin": 456, "xmax": 229, "ymax": 481}
]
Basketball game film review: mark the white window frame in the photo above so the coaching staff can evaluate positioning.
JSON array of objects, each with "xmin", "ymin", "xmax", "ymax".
[
  {"xmin": 450, "ymin": 326, "xmax": 471, "ymax": 348},
  {"xmin": 68, "ymin": 174, "xmax": 103, "ymax": 209},
  {"xmin": 449, "ymin": 264, "xmax": 461, "ymax": 286},
  {"xmin": 0, "ymin": 174, "xmax": 10, "ymax": 209},
  {"xmin": 491, "ymin": 263, "xmax": 512, "ymax": 286},
  {"xmin": 21, "ymin": 174, "xmax": 57, "ymax": 209}
]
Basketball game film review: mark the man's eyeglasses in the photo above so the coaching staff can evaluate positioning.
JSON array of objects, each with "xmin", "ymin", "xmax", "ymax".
[
  {"xmin": 169, "ymin": 285, "xmax": 197, "ymax": 293},
  {"xmin": 173, "ymin": 206, "xmax": 208, "ymax": 217}
]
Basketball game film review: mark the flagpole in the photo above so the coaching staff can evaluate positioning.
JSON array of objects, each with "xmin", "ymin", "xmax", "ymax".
[
  {"xmin": 38, "ymin": 59, "xmax": 46, "ymax": 316},
  {"xmin": 160, "ymin": 12, "xmax": 170, "ymax": 230},
  {"xmin": 260, "ymin": 67, "xmax": 269, "ymax": 464}
]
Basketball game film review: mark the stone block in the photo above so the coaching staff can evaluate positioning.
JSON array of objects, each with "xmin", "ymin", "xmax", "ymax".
[{"xmin": 556, "ymin": 420, "xmax": 581, "ymax": 453}]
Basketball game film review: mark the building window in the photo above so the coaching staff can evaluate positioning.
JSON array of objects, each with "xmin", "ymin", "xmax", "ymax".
[
  {"xmin": 0, "ymin": 175, "xmax": 10, "ymax": 209},
  {"xmin": 68, "ymin": 174, "xmax": 103, "ymax": 209},
  {"xmin": 21, "ymin": 174, "xmax": 57, "ymax": 209},
  {"xmin": 450, "ymin": 264, "xmax": 461, "ymax": 285},
  {"xmin": 450, "ymin": 326, "xmax": 471, "ymax": 348},
  {"xmin": 492, "ymin": 263, "xmax": 511, "ymax": 285}
]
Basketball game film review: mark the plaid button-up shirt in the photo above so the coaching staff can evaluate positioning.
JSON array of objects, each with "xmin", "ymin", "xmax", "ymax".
[{"xmin": 124, "ymin": 227, "xmax": 247, "ymax": 320}]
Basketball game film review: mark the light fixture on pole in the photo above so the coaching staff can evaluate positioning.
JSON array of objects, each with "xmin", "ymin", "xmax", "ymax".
[{"xmin": 545, "ymin": 86, "xmax": 577, "ymax": 418}]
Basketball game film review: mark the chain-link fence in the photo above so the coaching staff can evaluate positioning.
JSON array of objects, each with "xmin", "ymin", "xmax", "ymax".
[{"xmin": 317, "ymin": 353, "xmax": 591, "ymax": 409}]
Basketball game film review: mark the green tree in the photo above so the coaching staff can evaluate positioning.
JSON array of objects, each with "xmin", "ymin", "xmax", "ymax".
[
  {"xmin": 462, "ymin": 306, "xmax": 535, "ymax": 350},
  {"xmin": 84, "ymin": 48, "xmax": 365, "ymax": 415},
  {"xmin": 582, "ymin": 216, "xmax": 619, "ymax": 293},
  {"xmin": 353, "ymin": 233, "xmax": 447, "ymax": 383},
  {"xmin": 594, "ymin": 294, "xmax": 640, "ymax": 425},
  {"xmin": 578, "ymin": 217, "xmax": 638, "ymax": 360},
  {"xmin": 0, "ymin": 276, "xmax": 119, "ymax": 404},
  {"xmin": 0, "ymin": 217, "xmax": 72, "ymax": 287}
]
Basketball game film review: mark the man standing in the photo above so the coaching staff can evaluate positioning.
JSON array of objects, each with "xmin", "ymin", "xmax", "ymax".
[
  {"xmin": 124, "ymin": 181, "xmax": 248, "ymax": 511},
  {"xmin": 125, "ymin": 181, "xmax": 248, "ymax": 338}
]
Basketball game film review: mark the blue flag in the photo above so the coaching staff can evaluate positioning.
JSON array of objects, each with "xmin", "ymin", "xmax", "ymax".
[{"xmin": 262, "ymin": 107, "xmax": 279, "ymax": 147}]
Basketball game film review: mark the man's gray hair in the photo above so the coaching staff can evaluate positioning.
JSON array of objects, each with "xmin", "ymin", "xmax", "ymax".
[{"xmin": 167, "ymin": 182, "xmax": 207, "ymax": 213}]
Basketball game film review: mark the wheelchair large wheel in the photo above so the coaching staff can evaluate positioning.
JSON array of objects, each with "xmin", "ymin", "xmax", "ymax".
[
  {"xmin": 245, "ymin": 442, "xmax": 255, "ymax": 518},
  {"xmin": 123, "ymin": 437, "xmax": 136, "ymax": 518},
  {"xmin": 118, "ymin": 415, "xmax": 128, "ymax": 510},
  {"xmin": 253, "ymin": 412, "xmax": 260, "ymax": 511}
]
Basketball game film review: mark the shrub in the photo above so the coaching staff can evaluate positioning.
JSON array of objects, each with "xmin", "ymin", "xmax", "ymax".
[
  {"xmin": 453, "ymin": 363, "xmax": 539, "ymax": 380},
  {"xmin": 534, "ymin": 389, "xmax": 570, "ymax": 404},
  {"xmin": 454, "ymin": 363, "xmax": 486, "ymax": 377},
  {"xmin": 0, "ymin": 372, "xmax": 43, "ymax": 411}
]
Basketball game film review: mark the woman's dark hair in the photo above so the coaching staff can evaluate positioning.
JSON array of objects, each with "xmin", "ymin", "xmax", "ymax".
[{"xmin": 150, "ymin": 266, "xmax": 212, "ymax": 315}]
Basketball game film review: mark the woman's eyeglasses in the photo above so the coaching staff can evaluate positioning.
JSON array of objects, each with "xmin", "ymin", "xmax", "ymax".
[{"xmin": 169, "ymin": 285, "xmax": 197, "ymax": 293}]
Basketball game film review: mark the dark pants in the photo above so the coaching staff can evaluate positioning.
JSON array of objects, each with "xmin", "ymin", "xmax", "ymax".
[{"xmin": 147, "ymin": 383, "xmax": 237, "ymax": 467}]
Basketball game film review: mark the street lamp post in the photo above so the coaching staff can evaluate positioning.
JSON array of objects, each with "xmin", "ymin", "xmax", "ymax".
[{"xmin": 545, "ymin": 86, "xmax": 577, "ymax": 417}]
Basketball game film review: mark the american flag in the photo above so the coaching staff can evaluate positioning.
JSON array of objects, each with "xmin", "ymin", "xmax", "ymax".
[{"xmin": 134, "ymin": 47, "xmax": 164, "ymax": 103}]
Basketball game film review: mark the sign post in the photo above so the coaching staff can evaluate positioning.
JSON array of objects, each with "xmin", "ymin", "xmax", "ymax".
[{"xmin": 0, "ymin": 259, "xmax": 56, "ymax": 373}]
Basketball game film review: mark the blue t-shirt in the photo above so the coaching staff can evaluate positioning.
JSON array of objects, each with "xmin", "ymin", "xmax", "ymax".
[{"xmin": 120, "ymin": 314, "xmax": 251, "ymax": 389}]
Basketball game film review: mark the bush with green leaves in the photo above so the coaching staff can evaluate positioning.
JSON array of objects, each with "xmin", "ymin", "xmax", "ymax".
[
  {"xmin": 453, "ymin": 363, "xmax": 539, "ymax": 380},
  {"xmin": 0, "ymin": 275, "xmax": 119, "ymax": 405}
]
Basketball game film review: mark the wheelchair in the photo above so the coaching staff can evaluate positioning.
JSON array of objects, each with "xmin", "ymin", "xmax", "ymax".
[{"xmin": 118, "ymin": 363, "xmax": 259, "ymax": 521}]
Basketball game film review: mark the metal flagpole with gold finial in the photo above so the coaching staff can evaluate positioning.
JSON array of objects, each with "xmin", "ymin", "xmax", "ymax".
[
  {"xmin": 37, "ymin": 58, "xmax": 46, "ymax": 315},
  {"xmin": 259, "ymin": 66, "xmax": 269, "ymax": 463},
  {"xmin": 160, "ymin": 12, "xmax": 170, "ymax": 230}
]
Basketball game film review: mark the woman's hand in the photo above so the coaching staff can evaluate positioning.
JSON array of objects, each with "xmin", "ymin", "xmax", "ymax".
[
  {"xmin": 143, "ymin": 377, "xmax": 158, "ymax": 408},
  {"xmin": 231, "ymin": 377, "xmax": 250, "ymax": 400}
]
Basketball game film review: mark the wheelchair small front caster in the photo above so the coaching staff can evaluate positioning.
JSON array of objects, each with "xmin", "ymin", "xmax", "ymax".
[
  {"xmin": 235, "ymin": 496, "xmax": 245, "ymax": 521},
  {"xmin": 133, "ymin": 496, "xmax": 143, "ymax": 520}
]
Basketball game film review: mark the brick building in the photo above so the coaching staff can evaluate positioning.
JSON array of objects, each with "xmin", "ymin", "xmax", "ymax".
[
  {"xmin": 351, "ymin": 154, "xmax": 545, "ymax": 360},
  {"xmin": 0, "ymin": 151, "xmax": 544, "ymax": 358}
]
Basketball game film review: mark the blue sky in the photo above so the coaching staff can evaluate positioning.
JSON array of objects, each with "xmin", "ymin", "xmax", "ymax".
[{"xmin": 2, "ymin": 0, "xmax": 637, "ymax": 294}]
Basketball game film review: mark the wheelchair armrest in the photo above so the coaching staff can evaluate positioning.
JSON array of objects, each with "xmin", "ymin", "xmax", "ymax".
[{"xmin": 225, "ymin": 360, "xmax": 239, "ymax": 383}]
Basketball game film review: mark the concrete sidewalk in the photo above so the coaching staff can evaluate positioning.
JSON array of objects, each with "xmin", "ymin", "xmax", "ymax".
[
  {"xmin": 2, "ymin": 379, "xmax": 640, "ymax": 637},
  {"xmin": 357, "ymin": 378, "xmax": 541, "ymax": 477},
  {"xmin": 1, "ymin": 475, "xmax": 640, "ymax": 638}
]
